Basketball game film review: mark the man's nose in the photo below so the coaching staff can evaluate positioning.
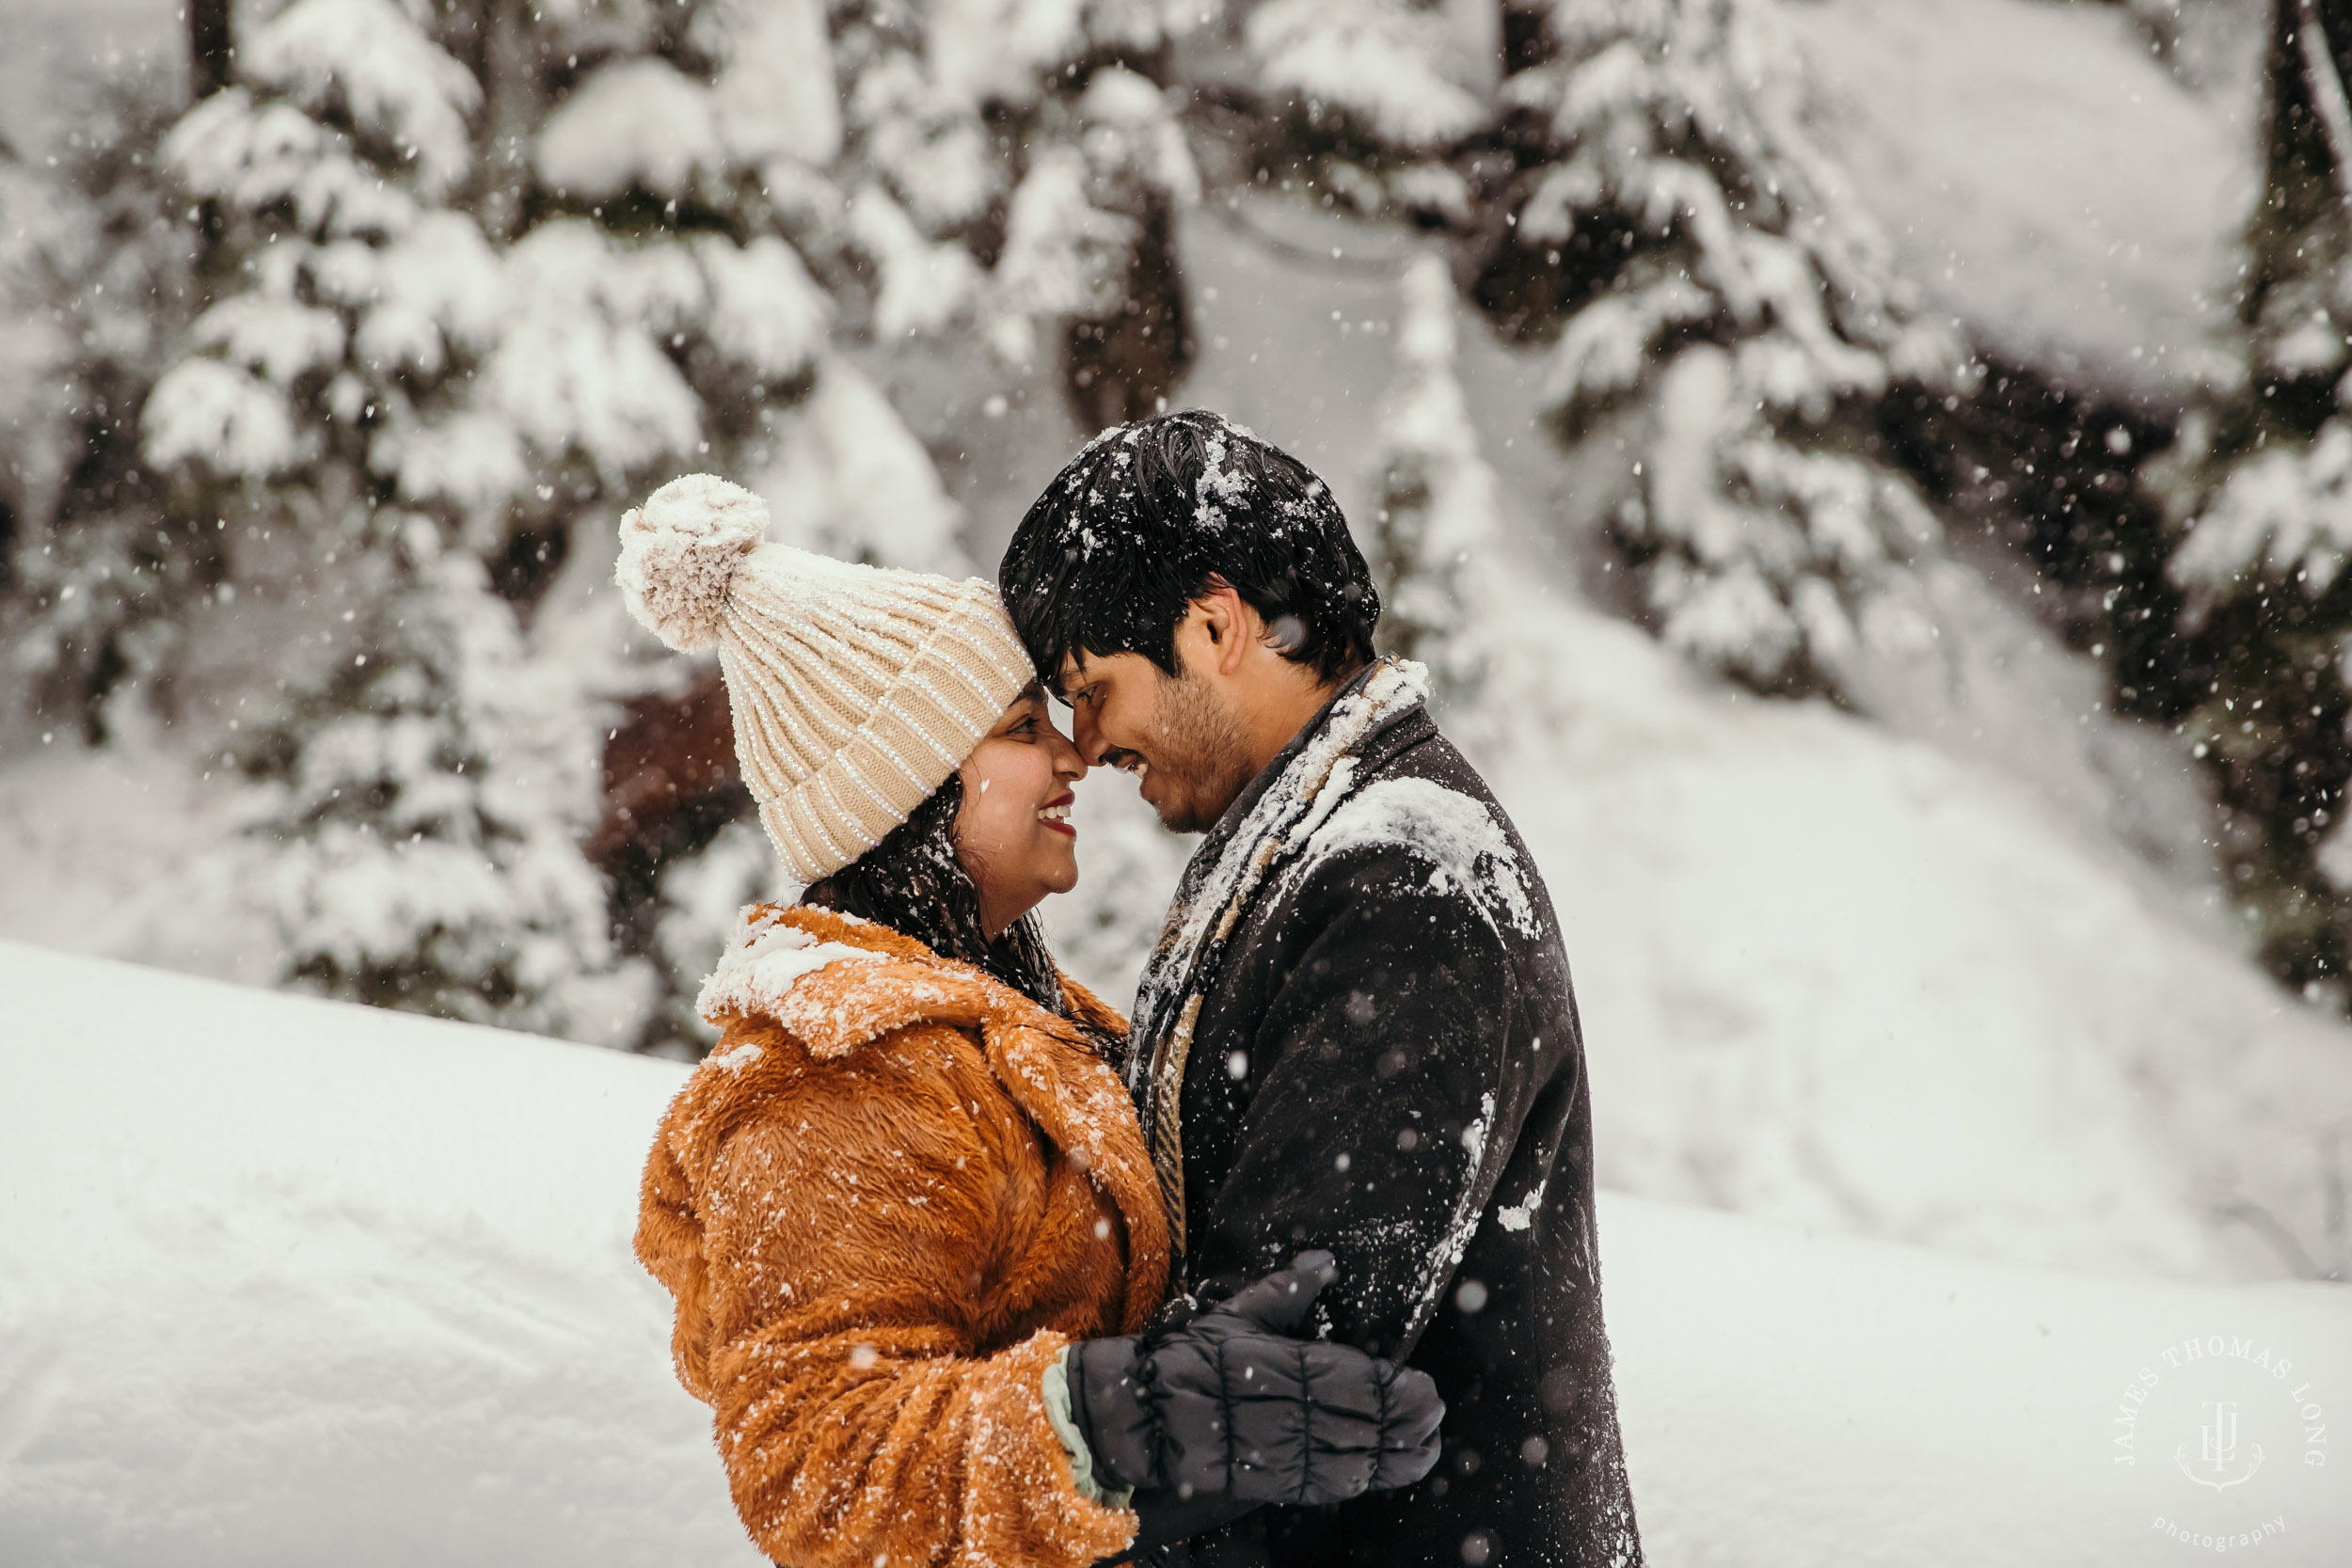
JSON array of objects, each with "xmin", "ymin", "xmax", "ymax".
[{"xmin": 1071, "ymin": 704, "xmax": 1111, "ymax": 768}]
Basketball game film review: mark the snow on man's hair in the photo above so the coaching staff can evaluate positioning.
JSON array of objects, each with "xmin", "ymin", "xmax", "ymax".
[
  {"xmin": 999, "ymin": 409, "xmax": 1381, "ymax": 691},
  {"xmin": 615, "ymin": 472, "xmax": 770, "ymax": 653}
]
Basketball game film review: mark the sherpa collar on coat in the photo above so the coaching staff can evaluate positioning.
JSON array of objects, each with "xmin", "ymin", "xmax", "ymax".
[{"xmin": 693, "ymin": 902, "xmax": 1168, "ymax": 1325}]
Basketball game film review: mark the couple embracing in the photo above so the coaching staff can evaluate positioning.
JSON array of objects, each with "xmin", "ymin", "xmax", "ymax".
[{"xmin": 620, "ymin": 412, "xmax": 1642, "ymax": 1568}]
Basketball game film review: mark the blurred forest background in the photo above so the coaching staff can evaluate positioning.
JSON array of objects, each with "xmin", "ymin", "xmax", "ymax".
[{"xmin": 6, "ymin": 0, "xmax": 2352, "ymax": 1286}]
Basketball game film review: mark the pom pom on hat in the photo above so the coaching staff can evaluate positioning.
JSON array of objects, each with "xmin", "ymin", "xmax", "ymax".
[
  {"xmin": 614, "ymin": 468, "xmax": 1040, "ymax": 882},
  {"xmin": 615, "ymin": 472, "xmax": 770, "ymax": 654}
]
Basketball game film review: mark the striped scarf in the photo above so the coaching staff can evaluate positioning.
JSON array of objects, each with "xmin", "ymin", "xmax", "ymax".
[{"xmin": 1126, "ymin": 656, "xmax": 1431, "ymax": 1255}]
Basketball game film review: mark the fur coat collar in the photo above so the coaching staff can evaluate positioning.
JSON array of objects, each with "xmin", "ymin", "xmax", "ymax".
[{"xmin": 687, "ymin": 901, "xmax": 1168, "ymax": 1326}]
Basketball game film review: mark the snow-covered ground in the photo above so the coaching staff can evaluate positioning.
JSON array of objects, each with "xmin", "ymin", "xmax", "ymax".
[
  {"xmin": 4, "ymin": 942, "xmax": 2347, "ymax": 1568},
  {"xmin": 0, "ymin": 942, "xmax": 744, "ymax": 1568}
]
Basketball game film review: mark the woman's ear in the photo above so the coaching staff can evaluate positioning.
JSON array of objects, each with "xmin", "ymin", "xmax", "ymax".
[
  {"xmin": 948, "ymin": 756, "xmax": 995, "ymax": 871},
  {"xmin": 948, "ymin": 755, "xmax": 980, "ymax": 845}
]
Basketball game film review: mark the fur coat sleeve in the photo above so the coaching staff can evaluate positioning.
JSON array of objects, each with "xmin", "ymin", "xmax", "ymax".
[{"xmin": 635, "ymin": 907, "xmax": 1169, "ymax": 1568}]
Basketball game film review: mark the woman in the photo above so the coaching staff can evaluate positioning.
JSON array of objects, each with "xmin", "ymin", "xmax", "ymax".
[{"xmin": 614, "ymin": 475, "xmax": 1440, "ymax": 1568}]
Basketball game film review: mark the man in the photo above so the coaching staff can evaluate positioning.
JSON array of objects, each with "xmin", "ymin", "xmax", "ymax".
[{"xmin": 1001, "ymin": 410, "xmax": 1644, "ymax": 1568}]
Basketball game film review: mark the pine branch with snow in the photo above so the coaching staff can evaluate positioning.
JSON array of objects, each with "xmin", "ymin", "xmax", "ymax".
[
  {"xmin": 1247, "ymin": 0, "xmax": 1489, "ymax": 157},
  {"xmin": 1233, "ymin": 0, "xmax": 1490, "ymax": 229},
  {"xmin": 1228, "ymin": 0, "xmax": 1965, "ymax": 699}
]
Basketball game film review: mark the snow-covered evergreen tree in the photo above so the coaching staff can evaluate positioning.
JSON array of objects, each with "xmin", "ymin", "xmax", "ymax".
[
  {"xmin": 1366, "ymin": 252, "xmax": 1499, "ymax": 708},
  {"xmin": 236, "ymin": 518, "xmax": 647, "ymax": 1036},
  {"xmin": 1, "ymin": 76, "xmax": 203, "ymax": 738},
  {"xmin": 1485, "ymin": 0, "xmax": 1967, "ymax": 697},
  {"xmin": 820, "ymin": 0, "xmax": 1207, "ymax": 427},
  {"xmin": 136, "ymin": 0, "xmax": 852, "ymax": 1037},
  {"xmin": 1230, "ymin": 0, "xmax": 1970, "ymax": 699},
  {"xmin": 2143, "ymin": 0, "xmax": 2352, "ymax": 998}
]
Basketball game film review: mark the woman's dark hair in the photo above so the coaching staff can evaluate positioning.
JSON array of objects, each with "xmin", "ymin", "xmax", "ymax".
[
  {"xmin": 802, "ymin": 772, "xmax": 1066, "ymax": 1016},
  {"xmin": 998, "ymin": 409, "xmax": 1380, "ymax": 693}
]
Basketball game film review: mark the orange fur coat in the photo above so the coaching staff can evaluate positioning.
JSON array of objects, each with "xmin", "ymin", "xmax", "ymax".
[{"xmin": 635, "ymin": 904, "xmax": 1172, "ymax": 1568}]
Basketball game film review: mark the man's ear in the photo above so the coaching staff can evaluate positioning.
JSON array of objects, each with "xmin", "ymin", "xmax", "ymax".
[{"xmin": 1196, "ymin": 577, "xmax": 1254, "ymax": 675}]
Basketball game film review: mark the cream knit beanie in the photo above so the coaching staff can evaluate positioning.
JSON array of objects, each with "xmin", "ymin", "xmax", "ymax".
[{"xmin": 614, "ymin": 472, "xmax": 1035, "ymax": 884}]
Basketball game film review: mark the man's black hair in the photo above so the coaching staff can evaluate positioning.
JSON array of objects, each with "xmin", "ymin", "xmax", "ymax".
[{"xmin": 998, "ymin": 409, "xmax": 1381, "ymax": 691}]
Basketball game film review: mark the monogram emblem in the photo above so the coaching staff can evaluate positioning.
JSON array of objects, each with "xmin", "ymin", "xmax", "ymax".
[{"xmin": 2173, "ymin": 1400, "xmax": 2265, "ymax": 1492}]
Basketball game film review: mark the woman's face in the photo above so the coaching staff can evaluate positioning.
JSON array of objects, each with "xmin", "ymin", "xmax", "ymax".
[{"xmin": 954, "ymin": 683, "xmax": 1088, "ymax": 939}]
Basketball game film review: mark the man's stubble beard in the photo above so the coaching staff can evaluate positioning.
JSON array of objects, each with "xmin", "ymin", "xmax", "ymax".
[{"xmin": 1149, "ymin": 668, "xmax": 1259, "ymax": 835}]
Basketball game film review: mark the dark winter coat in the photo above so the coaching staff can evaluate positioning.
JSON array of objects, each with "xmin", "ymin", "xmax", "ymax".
[{"xmin": 1119, "ymin": 661, "xmax": 1643, "ymax": 1568}]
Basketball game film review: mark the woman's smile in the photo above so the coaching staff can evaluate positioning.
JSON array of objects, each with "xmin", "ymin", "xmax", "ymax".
[{"xmin": 954, "ymin": 683, "xmax": 1089, "ymax": 936}]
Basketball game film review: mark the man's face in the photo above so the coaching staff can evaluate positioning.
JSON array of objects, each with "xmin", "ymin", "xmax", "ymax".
[{"xmin": 1057, "ymin": 649, "xmax": 1257, "ymax": 834}]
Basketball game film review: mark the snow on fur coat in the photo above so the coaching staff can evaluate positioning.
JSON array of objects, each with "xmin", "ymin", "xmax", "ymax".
[{"xmin": 635, "ymin": 903, "xmax": 1172, "ymax": 1568}]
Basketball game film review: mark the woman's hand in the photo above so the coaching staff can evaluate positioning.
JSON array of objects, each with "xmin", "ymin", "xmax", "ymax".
[{"xmin": 1062, "ymin": 1251, "xmax": 1445, "ymax": 1509}]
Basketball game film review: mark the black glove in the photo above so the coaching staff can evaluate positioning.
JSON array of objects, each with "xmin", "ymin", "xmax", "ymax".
[{"xmin": 1064, "ymin": 1251, "xmax": 1445, "ymax": 1509}]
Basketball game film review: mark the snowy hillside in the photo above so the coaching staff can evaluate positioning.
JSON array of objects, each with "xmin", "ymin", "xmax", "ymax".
[
  {"xmin": 3, "ymin": 943, "xmax": 2346, "ymax": 1568},
  {"xmin": 1474, "ymin": 576, "xmax": 2352, "ymax": 1285}
]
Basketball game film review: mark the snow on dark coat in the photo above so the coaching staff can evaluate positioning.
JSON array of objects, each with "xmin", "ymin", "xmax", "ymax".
[{"xmin": 1120, "ymin": 665, "xmax": 1643, "ymax": 1568}]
